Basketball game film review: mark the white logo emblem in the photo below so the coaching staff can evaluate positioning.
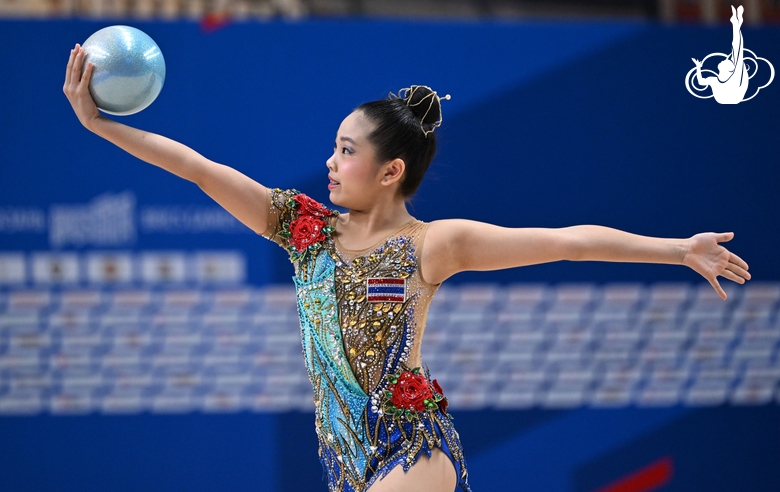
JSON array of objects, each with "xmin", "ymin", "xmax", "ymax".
[{"xmin": 685, "ymin": 5, "xmax": 774, "ymax": 104}]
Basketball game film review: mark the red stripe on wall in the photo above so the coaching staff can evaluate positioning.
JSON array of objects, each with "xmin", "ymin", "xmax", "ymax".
[{"xmin": 595, "ymin": 456, "xmax": 673, "ymax": 492}]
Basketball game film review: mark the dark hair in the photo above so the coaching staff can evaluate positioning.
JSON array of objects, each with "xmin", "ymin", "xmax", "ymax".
[{"xmin": 356, "ymin": 86, "xmax": 444, "ymax": 198}]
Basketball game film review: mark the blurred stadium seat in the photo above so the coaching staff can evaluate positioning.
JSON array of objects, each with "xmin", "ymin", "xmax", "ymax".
[{"xmin": 1, "ymin": 250, "xmax": 777, "ymax": 415}]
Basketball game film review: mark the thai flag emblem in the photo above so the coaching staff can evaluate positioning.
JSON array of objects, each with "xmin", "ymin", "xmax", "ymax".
[{"xmin": 366, "ymin": 278, "xmax": 406, "ymax": 303}]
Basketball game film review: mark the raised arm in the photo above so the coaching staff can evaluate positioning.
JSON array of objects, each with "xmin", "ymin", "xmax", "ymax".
[
  {"xmin": 422, "ymin": 220, "xmax": 750, "ymax": 300},
  {"xmin": 63, "ymin": 44, "xmax": 270, "ymax": 234}
]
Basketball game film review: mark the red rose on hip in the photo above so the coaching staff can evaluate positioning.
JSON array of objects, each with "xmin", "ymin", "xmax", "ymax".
[
  {"xmin": 289, "ymin": 215, "xmax": 327, "ymax": 251},
  {"xmin": 390, "ymin": 371, "xmax": 434, "ymax": 412},
  {"xmin": 432, "ymin": 379, "xmax": 444, "ymax": 395},
  {"xmin": 432, "ymin": 379, "xmax": 449, "ymax": 415},
  {"xmin": 294, "ymin": 194, "xmax": 332, "ymax": 218}
]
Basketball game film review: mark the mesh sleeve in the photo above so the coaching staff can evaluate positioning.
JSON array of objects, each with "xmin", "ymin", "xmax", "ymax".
[{"xmin": 259, "ymin": 187, "xmax": 301, "ymax": 250}]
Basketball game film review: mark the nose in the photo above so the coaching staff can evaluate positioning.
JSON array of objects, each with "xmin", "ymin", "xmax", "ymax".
[{"xmin": 326, "ymin": 153, "xmax": 335, "ymax": 170}]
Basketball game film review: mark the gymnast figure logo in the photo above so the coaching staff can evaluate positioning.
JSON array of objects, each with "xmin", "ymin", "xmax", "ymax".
[{"xmin": 685, "ymin": 5, "xmax": 774, "ymax": 104}]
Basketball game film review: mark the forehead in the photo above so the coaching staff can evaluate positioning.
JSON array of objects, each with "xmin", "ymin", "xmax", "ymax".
[{"xmin": 337, "ymin": 111, "xmax": 371, "ymax": 140}]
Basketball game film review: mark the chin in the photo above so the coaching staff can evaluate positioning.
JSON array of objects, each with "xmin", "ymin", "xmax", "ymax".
[{"xmin": 328, "ymin": 191, "xmax": 345, "ymax": 208}]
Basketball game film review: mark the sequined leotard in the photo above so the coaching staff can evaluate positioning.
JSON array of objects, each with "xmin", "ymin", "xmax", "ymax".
[{"xmin": 260, "ymin": 188, "xmax": 471, "ymax": 492}]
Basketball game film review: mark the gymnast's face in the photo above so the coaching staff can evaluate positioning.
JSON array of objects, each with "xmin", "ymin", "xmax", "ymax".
[{"xmin": 326, "ymin": 111, "xmax": 384, "ymax": 209}]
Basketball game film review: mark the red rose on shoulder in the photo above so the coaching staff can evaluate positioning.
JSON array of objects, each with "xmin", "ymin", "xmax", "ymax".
[
  {"xmin": 389, "ymin": 371, "xmax": 434, "ymax": 412},
  {"xmin": 294, "ymin": 194, "xmax": 332, "ymax": 218},
  {"xmin": 289, "ymin": 215, "xmax": 327, "ymax": 251}
]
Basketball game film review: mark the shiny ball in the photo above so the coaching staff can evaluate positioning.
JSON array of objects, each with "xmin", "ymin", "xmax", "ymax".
[{"xmin": 82, "ymin": 25, "xmax": 166, "ymax": 116}]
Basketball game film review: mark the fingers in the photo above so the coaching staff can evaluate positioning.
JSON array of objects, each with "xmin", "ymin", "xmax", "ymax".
[
  {"xmin": 716, "ymin": 232, "xmax": 734, "ymax": 242},
  {"xmin": 714, "ymin": 232, "xmax": 750, "ymax": 275},
  {"xmin": 83, "ymin": 60, "xmax": 94, "ymax": 87},
  {"xmin": 730, "ymin": 252, "xmax": 749, "ymax": 271},
  {"xmin": 727, "ymin": 259, "xmax": 750, "ymax": 280},
  {"xmin": 71, "ymin": 44, "xmax": 84, "ymax": 85},
  {"xmin": 64, "ymin": 46, "xmax": 76, "ymax": 87},
  {"xmin": 708, "ymin": 277, "xmax": 727, "ymax": 300},
  {"xmin": 720, "ymin": 268, "xmax": 745, "ymax": 284}
]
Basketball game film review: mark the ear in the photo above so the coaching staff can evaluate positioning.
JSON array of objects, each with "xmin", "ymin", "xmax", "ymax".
[{"xmin": 380, "ymin": 158, "xmax": 406, "ymax": 187}]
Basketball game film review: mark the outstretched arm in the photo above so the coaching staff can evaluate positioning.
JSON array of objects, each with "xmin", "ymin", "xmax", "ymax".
[
  {"xmin": 422, "ymin": 220, "xmax": 750, "ymax": 299},
  {"xmin": 63, "ymin": 44, "xmax": 270, "ymax": 234}
]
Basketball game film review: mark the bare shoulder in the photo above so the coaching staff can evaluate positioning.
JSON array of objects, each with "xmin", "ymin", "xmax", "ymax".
[
  {"xmin": 420, "ymin": 219, "xmax": 468, "ymax": 285},
  {"xmin": 422, "ymin": 219, "xmax": 488, "ymax": 264},
  {"xmin": 426, "ymin": 218, "xmax": 488, "ymax": 238},
  {"xmin": 423, "ymin": 219, "xmax": 465, "ymax": 249}
]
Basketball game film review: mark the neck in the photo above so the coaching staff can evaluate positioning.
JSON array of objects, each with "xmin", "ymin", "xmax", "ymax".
[{"xmin": 340, "ymin": 194, "xmax": 413, "ymax": 234}]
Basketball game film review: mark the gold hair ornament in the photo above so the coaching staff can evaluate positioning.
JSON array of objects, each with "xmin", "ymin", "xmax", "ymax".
[{"xmin": 391, "ymin": 85, "xmax": 451, "ymax": 137}]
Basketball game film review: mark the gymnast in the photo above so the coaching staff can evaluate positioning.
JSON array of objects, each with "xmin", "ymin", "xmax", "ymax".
[{"xmin": 64, "ymin": 44, "xmax": 750, "ymax": 491}]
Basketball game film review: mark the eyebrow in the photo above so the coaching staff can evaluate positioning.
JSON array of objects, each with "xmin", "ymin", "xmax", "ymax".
[{"xmin": 339, "ymin": 136, "xmax": 357, "ymax": 145}]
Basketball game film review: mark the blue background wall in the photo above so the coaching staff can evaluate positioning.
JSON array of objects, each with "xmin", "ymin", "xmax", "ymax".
[
  {"xmin": 0, "ymin": 19, "xmax": 778, "ymax": 491},
  {"xmin": 2, "ymin": 19, "xmax": 778, "ymax": 284}
]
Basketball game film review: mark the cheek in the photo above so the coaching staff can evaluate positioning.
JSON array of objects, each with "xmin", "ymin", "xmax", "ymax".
[{"xmin": 345, "ymin": 160, "xmax": 378, "ymax": 183}]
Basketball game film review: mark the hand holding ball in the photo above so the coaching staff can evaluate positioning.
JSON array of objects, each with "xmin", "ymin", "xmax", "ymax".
[{"xmin": 81, "ymin": 25, "xmax": 166, "ymax": 116}]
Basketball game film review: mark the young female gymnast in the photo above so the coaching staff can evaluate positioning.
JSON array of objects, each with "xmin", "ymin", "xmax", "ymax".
[{"xmin": 64, "ymin": 45, "xmax": 751, "ymax": 492}]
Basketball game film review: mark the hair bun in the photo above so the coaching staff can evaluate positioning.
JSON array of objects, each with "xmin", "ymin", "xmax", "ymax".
[{"xmin": 398, "ymin": 85, "xmax": 450, "ymax": 136}]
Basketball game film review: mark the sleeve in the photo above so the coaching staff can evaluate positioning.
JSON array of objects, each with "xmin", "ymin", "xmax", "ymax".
[{"xmin": 258, "ymin": 187, "xmax": 301, "ymax": 250}]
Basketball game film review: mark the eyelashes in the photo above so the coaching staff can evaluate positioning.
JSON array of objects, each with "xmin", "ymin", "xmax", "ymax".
[{"xmin": 333, "ymin": 143, "xmax": 354, "ymax": 155}]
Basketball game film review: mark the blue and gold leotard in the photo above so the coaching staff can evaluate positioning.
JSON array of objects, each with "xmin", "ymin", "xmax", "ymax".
[{"xmin": 260, "ymin": 188, "xmax": 471, "ymax": 492}]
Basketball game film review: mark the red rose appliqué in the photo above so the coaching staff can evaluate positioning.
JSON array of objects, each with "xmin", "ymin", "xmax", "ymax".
[
  {"xmin": 389, "ymin": 371, "xmax": 434, "ymax": 412},
  {"xmin": 289, "ymin": 215, "xmax": 327, "ymax": 252},
  {"xmin": 432, "ymin": 379, "xmax": 448, "ymax": 415},
  {"xmin": 294, "ymin": 194, "xmax": 332, "ymax": 218}
]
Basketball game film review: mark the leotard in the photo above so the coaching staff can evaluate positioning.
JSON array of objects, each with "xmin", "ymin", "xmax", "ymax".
[{"xmin": 260, "ymin": 188, "xmax": 471, "ymax": 492}]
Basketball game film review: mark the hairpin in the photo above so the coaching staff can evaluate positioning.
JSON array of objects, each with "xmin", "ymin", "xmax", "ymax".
[{"xmin": 393, "ymin": 85, "xmax": 451, "ymax": 137}]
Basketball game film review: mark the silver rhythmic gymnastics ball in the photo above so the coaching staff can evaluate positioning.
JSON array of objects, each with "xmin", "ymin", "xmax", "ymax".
[{"xmin": 81, "ymin": 25, "xmax": 166, "ymax": 116}]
